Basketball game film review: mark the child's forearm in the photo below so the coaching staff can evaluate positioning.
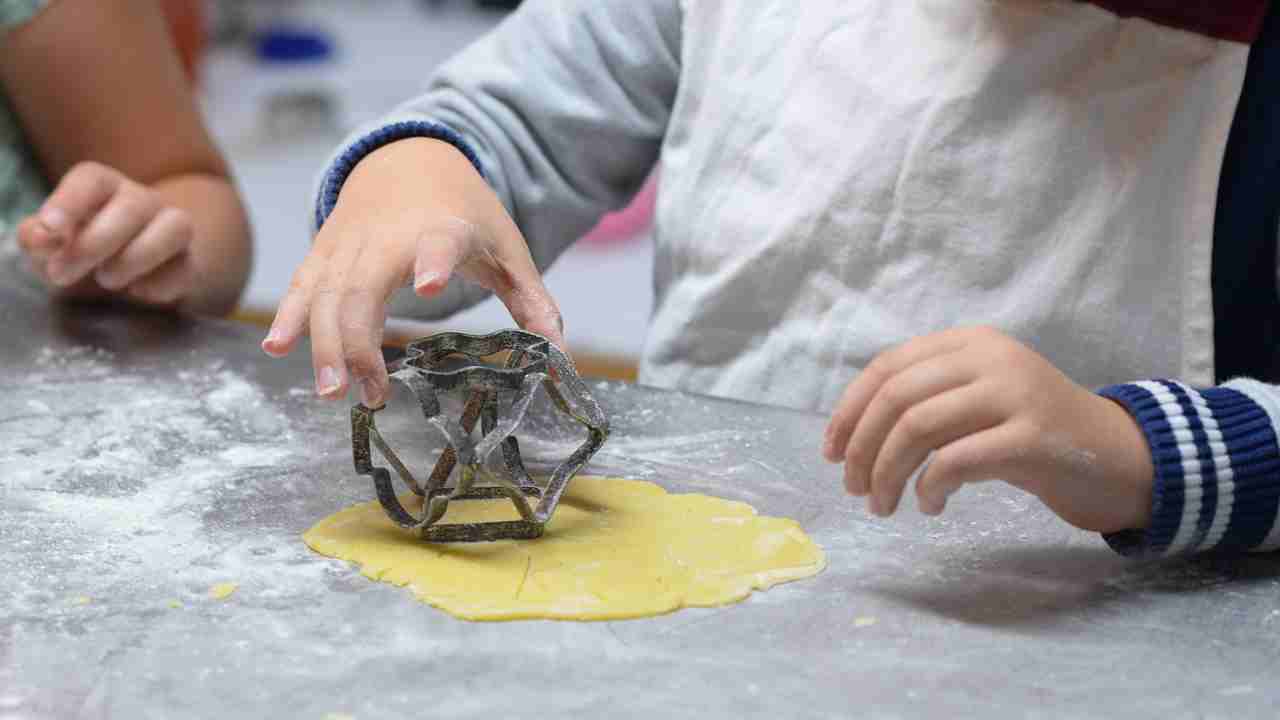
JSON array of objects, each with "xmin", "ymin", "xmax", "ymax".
[{"xmin": 153, "ymin": 173, "xmax": 252, "ymax": 316}]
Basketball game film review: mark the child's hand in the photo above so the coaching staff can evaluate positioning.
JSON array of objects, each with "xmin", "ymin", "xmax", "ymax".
[
  {"xmin": 17, "ymin": 161, "xmax": 195, "ymax": 306},
  {"xmin": 261, "ymin": 138, "xmax": 563, "ymax": 408},
  {"xmin": 822, "ymin": 326, "xmax": 1154, "ymax": 534}
]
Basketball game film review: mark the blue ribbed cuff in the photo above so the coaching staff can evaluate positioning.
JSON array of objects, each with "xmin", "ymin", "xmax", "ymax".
[
  {"xmin": 1098, "ymin": 381, "xmax": 1280, "ymax": 557},
  {"xmin": 314, "ymin": 120, "xmax": 486, "ymax": 229}
]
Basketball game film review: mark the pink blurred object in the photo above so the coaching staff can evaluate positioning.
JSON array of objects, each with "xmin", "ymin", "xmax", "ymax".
[{"xmin": 581, "ymin": 174, "xmax": 657, "ymax": 247}]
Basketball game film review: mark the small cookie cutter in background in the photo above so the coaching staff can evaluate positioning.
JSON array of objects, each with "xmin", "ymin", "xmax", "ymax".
[{"xmin": 351, "ymin": 330, "xmax": 609, "ymax": 542}]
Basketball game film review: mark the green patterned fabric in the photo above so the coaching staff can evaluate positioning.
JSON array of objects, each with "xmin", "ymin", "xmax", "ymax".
[{"xmin": 0, "ymin": 0, "xmax": 49, "ymax": 237}]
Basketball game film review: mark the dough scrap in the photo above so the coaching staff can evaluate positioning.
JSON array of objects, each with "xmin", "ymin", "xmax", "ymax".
[
  {"xmin": 303, "ymin": 475, "xmax": 826, "ymax": 621},
  {"xmin": 209, "ymin": 582, "xmax": 238, "ymax": 600}
]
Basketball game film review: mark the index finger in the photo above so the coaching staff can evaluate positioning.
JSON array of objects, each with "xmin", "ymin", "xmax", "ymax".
[
  {"xmin": 16, "ymin": 216, "xmax": 60, "ymax": 259},
  {"xmin": 823, "ymin": 329, "xmax": 971, "ymax": 462},
  {"xmin": 39, "ymin": 162, "xmax": 123, "ymax": 241}
]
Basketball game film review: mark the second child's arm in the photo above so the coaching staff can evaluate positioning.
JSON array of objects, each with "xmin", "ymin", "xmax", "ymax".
[{"xmin": 2, "ymin": 0, "xmax": 251, "ymax": 316}]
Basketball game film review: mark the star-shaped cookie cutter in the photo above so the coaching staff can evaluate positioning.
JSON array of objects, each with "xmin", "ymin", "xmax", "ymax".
[{"xmin": 351, "ymin": 330, "xmax": 609, "ymax": 541}]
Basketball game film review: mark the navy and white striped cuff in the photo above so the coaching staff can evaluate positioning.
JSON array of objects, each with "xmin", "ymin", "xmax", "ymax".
[
  {"xmin": 314, "ymin": 120, "xmax": 486, "ymax": 230},
  {"xmin": 1098, "ymin": 380, "xmax": 1280, "ymax": 557}
]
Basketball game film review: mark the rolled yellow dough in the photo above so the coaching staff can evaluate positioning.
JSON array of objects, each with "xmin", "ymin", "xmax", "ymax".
[{"xmin": 303, "ymin": 475, "xmax": 825, "ymax": 621}]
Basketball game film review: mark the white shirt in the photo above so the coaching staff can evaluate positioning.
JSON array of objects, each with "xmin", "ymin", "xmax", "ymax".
[{"xmin": 320, "ymin": 0, "xmax": 1250, "ymax": 412}]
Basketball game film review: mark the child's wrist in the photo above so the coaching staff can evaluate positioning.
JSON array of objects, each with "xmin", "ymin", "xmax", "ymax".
[
  {"xmin": 1095, "ymin": 393, "xmax": 1155, "ymax": 531},
  {"xmin": 317, "ymin": 121, "xmax": 486, "ymax": 229},
  {"xmin": 1092, "ymin": 381, "xmax": 1277, "ymax": 556},
  {"xmin": 337, "ymin": 138, "xmax": 481, "ymax": 212},
  {"xmin": 353, "ymin": 137, "xmax": 474, "ymax": 178}
]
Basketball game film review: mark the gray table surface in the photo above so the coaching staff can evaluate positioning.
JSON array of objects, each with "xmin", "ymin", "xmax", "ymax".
[{"xmin": 2, "ymin": 256, "xmax": 1279, "ymax": 720}]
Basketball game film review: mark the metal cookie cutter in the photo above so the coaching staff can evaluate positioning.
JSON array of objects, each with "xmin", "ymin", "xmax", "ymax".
[{"xmin": 351, "ymin": 330, "xmax": 609, "ymax": 542}]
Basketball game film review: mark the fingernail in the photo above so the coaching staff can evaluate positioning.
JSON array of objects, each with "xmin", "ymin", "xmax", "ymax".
[
  {"xmin": 26, "ymin": 222, "xmax": 54, "ymax": 250},
  {"xmin": 260, "ymin": 329, "xmax": 282, "ymax": 356},
  {"xmin": 414, "ymin": 271, "xmax": 442, "ymax": 294},
  {"xmin": 40, "ymin": 207, "xmax": 69, "ymax": 234},
  {"xmin": 359, "ymin": 378, "xmax": 381, "ymax": 407},
  {"xmin": 316, "ymin": 366, "xmax": 342, "ymax": 396}
]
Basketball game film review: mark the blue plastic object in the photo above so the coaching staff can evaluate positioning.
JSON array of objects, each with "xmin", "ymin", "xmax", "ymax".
[{"xmin": 254, "ymin": 27, "xmax": 335, "ymax": 64}]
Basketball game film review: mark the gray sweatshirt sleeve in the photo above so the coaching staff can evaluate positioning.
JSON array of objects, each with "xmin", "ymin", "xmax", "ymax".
[{"xmin": 314, "ymin": 0, "xmax": 682, "ymax": 320}]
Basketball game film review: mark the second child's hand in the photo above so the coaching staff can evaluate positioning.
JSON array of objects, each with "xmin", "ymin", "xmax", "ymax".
[
  {"xmin": 823, "ymin": 327, "xmax": 1154, "ymax": 534},
  {"xmin": 17, "ymin": 162, "xmax": 196, "ymax": 307}
]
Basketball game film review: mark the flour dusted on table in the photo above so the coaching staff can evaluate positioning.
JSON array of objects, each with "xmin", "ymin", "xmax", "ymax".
[{"xmin": 0, "ymin": 348, "xmax": 305, "ymax": 621}]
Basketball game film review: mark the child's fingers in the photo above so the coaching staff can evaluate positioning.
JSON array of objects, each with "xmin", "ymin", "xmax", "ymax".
[
  {"xmin": 340, "ymin": 294, "xmax": 389, "ymax": 407},
  {"xmin": 913, "ymin": 422, "xmax": 1029, "ymax": 514},
  {"xmin": 412, "ymin": 218, "xmax": 468, "ymax": 297},
  {"xmin": 263, "ymin": 250, "xmax": 330, "ymax": 358},
  {"xmin": 38, "ymin": 162, "xmax": 123, "ymax": 241},
  {"xmin": 415, "ymin": 216, "xmax": 566, "ymax": 349},
  {"xmin": 307, "ymin": 234, "xmax": 368, "ymax": 401},
  {"xmin": 309, "ymin": 279, "xmax": 349, "ymax": 400},
  {"xmin": 263, "ymin": 279, "xmax": 312, "ymax": 358},
  {"xmin": 95, "ymin": 207, "xmax": 193, "ymax": 291},
  {"xmin": 867, "ymin": 383, "xmax": 1004, "ymax": 516},
  {"xmin": 126, "ymin": 252, "xmax": 192, "ymax": 307},
  {"xmin": 484, "ymin": 222, "xmax": 565, "ymax": 349},
  {"xmin": 16, "ymin": 216, "xmax": 61, "ymax": 259},
  {"xmin": 916, "ymin": 467, "xmax": 968, "ymax": 517},
  {"xmin": 48, "ymin": 184, "xmax": 158, "ymax": 287},
  {"xmin": 842, "ymin": 350, "xmax": 973, "ymax": 497},
  {"xmin": 493, "ymin": 272, "xmax": 565, "ymax": 350},
  {"xmin": 340, "ymin": 241, "xmax": 410, "ymax": 407},
  {"xmin": 823, "ymin": 330, "xmax": 970, "ymax": 463}
]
